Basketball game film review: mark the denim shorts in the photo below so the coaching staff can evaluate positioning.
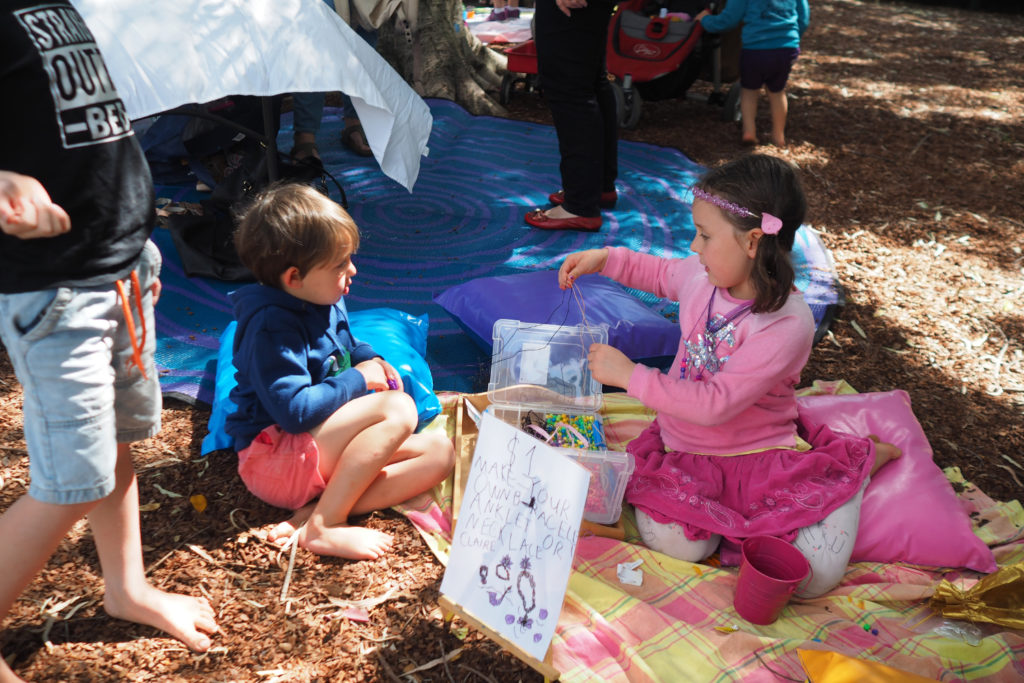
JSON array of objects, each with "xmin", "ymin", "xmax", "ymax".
[{"xmin": 0, "ymin": 240, "xmax": 162, "ymax": 505}]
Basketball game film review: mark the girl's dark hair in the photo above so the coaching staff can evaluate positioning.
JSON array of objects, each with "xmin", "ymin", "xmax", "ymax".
[
  {"xmin": 694, "ymin": 154, "xmax": 807, "ymax": 314},
  {"xmin": 233, "ymin": 182, "xmax": 359, "ymax": 288}
]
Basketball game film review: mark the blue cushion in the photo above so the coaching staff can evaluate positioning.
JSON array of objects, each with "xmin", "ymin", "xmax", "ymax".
[
  {"xmin": 201, "ymin": 308, "xmax": 441, "ymax": 455},
  {"xmin": 351, "ymin": 308, "xmax": 441, "ymax": 430},
  {"xmin": 201, "ymin": 320, "xmax": 240, "ymax": 455},
  {"xmin": 433, "ymin": 270, "xmax": 681, "ymax": 363}
]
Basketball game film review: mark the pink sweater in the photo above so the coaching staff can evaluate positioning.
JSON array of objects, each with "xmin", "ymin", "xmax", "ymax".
[{"xmin": 602, "ymin": 247, "xmax": 815, "ymax": 455}]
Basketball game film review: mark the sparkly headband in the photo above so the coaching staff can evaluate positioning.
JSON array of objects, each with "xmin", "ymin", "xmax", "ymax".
[{"xmin": 691, "ymin": 187, "xmax": 783, "ymax": 235}]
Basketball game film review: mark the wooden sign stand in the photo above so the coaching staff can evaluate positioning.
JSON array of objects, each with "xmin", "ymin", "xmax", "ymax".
[
  {"xmin": 444, "ymin": 396, "xmax": 616, "ymax": 682},
  {"xmin": 451, "ymin": 393, "xmax": 491, "ymax": 526},
  {"xmin": 439, "ymin": 594, "xmax": 560, "ymax": 681}
]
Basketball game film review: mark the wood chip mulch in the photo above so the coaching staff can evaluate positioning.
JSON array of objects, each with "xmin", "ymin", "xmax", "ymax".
[{"xmin": 1, "ymin": 0, "xmax": 1021, "ymax": 680}]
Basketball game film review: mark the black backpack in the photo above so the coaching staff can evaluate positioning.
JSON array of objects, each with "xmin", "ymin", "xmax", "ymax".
[{"xmin": 165, "ymin": 96, "xmax": 346, "ymax": 281}]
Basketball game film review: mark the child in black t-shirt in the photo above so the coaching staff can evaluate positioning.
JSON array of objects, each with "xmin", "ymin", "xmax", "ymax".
[{"xmin": 0, "ymin": 2, "xmax": 219, "ymax": 676}]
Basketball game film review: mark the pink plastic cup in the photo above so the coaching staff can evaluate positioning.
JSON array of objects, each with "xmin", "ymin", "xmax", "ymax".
[{"xmin": 734, "ymin": 535, "xmax": 810, "ymax": 625}]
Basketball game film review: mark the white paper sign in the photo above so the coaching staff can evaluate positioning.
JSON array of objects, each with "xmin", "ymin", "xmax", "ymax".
[{"xmin": 440, "ymin": 412, "xmax": 590, "ymax": 661}]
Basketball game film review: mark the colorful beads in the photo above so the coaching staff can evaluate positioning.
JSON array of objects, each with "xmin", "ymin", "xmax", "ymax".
[
  {"xmin": 541, "ymin": 413, "xmax": 606, "ymax": 450},
  {"xmin": 519, "ymin": 411, "xmax": 605, "ymax": 450}
]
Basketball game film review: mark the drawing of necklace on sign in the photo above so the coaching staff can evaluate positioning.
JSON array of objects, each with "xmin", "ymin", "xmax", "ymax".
[{"xmin": 477, "ymin": 554, "xmax": 550, "ymax": 643}]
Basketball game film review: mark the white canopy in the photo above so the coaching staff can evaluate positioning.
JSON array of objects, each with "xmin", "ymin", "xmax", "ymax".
[{"xmin": 72, "ymin": 0, "xmax": 431, "ymax": 190}]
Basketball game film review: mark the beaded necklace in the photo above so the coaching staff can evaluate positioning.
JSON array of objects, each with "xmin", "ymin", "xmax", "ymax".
[{"xmin": 679, "ymin": 288, "xmax": 753, "ymax": 381}]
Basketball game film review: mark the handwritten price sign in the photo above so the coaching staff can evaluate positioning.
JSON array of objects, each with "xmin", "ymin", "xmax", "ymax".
[{"xmin": 440, "ymin": 412, "xmax": 590, "ymax": 660}]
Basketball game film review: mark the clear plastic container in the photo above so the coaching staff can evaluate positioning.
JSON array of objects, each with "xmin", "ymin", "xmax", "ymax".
[
  {"xmin": 486, "ymin": 319, "xmax": 634, "ymax": 524},
  {"xmin": 488, "ymin": 318, "xmax": 606, "ymax": 409}
]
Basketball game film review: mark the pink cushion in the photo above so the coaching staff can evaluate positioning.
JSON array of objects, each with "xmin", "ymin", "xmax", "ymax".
[{"xmin": 796, "ymin": 390, "xmax": 996, "ymax": 572}]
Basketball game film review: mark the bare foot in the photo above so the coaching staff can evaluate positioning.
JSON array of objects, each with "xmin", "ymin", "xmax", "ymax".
[
  {"xmin": 267, "ymin": 504, "xmax": 315, "ymax": 546},
  {"xmin": 299, "ymin": 523, "xmax": 393, "ymax": 560},
  {"xmin": 868, "ymin": 435, "xmax": 901, "ymax": 475},
  {"xmin": 771, "ymin": 134, "xmax": 787, "ymax": 147},
  {"xmin": 103, "ymin": 585, "xmax": 218, "ymax": 652},
  {"xmin": 741, "ymin": 135, "xmax": 758, "ymax": 146},
  {"xmin": 0, "ymin": 657, "xmax": 25, "ymax": 683}
]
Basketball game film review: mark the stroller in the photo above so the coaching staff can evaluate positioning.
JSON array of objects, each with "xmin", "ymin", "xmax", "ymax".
[{"xmin": 606, "ymin": 0, "xmax": 741, "ymax": 128}]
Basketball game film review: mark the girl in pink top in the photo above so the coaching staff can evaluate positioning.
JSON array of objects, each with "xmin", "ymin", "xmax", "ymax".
[{"xmin": 559, "ymin": 155, "xmax": 899, "ymax": 597}]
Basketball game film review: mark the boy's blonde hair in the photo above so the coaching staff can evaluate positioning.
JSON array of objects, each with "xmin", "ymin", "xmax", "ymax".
[{"xmin": 234, "ymin": 183, "xmax": 359, "ymax": 287}]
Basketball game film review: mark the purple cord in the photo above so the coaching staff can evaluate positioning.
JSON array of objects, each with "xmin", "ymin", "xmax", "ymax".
[{"xmin": 387, "ymin": 379, "xmax": 398, "ymax": 390}]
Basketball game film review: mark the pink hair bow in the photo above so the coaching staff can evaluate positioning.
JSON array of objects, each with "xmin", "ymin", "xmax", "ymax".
[
  {"xmin": 691, "ymin": 187, "xmax": 784, "ymax": 235},
  {"xmin": 761, "ymin": 213, "xmax": 783, "ymax": 235}
]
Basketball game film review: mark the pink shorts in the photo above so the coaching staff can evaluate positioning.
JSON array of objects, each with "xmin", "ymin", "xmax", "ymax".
[{"xmin": 237, "ymin": 425, "xmax": 327, "ymax": 510}]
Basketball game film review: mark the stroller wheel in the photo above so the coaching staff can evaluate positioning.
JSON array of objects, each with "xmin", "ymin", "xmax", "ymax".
[
  {"xmin": 611, "ymin": 80, "xmax": 643, "ymax": 130},
  {"xmin": 722, "ymin": 82, "xmax": 742, "ymax": 123},
  {"xmin": 500, "ymin": 73, "xmax": 516, "ymax": 106}
]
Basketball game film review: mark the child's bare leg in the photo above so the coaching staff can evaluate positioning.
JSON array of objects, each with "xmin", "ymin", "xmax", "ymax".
[
  {"xmin": 300, "ymin": 433, "xmax": 454, "ymax": 559},
  {"xmin": 0, "ymin": 496, "xmax": 95, "ymax": 683},
  {"xmin": 767, "ymin": 89, "xmax": 788, "ymax": 147},
  {"xmin": 267, "ymin": 502, "xmax": 315, "ymax": 544},
  {"xmin": 740, "ymin": 87, "xmax": 760, "ymax": 144},
  {"xmin": 89, "ymin": 444, "xmax": 218, "ymax": 652},
  {"xmin": 267, "ymin": 430, "xmax": 453, "ymax": 544},
  {"xmin": 296, "ymin": 391, "xmax": 420, "ymax": 559},
  {"xmin": 349, "ymin": 430, "xmax": 455, "ymax": 516},
  {"xmin": 867, "ymin": 435, "xmax": 901, "ymax": 476}
]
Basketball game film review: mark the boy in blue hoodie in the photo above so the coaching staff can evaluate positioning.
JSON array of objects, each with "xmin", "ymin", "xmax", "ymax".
[
  {"xmin": 226, "ymin": 183, "xmax": 454, "ymax": 560},
  {"xmin": 697, "ymin": 0, "xmax": 810, "ymax": 147}
]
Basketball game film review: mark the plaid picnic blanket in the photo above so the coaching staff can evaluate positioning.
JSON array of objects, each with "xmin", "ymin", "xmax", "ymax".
[{"xmin": 397, "ymin": 392, "xmax": 1024, "ymax": 682}]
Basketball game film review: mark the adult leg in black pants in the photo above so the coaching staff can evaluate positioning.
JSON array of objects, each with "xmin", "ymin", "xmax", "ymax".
[{"xmin": 526, "ymin": 0, "xmax": 618, "ymax": 232}]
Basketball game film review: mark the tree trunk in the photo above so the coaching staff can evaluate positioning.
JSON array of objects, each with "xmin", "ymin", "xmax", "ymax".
[{"xmin": 377, "ymin": 0, "xmax": 508, "ymax": 116}]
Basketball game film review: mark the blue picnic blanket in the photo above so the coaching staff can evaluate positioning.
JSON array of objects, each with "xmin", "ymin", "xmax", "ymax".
[{"xmin": 153, "ymin": 98, "xmax": 841, "ymax": 404}]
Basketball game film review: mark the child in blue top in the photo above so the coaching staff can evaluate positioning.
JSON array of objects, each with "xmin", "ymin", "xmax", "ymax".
[
  {"xmin": 697, "ymin": 0, "xmax": 810, "ymax": 147},
  {"xmin": 226, "ymin": 183, "xmax": 455, "ymax": 560}
]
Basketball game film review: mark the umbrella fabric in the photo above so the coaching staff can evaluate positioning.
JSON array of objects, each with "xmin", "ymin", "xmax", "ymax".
[{"xmin": 72, "ymin": 0, "xmax": 430, "ymax": 190}]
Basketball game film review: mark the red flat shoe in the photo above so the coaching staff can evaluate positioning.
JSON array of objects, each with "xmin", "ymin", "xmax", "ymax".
[
  {"xmin": 548, "ymin": 189, "xmax": 618, "ymax": 209},
  {"xmin": 524, "ymin": 208, "xmax": 602, "ymax": 232}
]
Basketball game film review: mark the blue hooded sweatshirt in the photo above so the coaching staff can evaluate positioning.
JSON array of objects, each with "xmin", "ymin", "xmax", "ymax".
[
  {"xmin": 225, "ymin": 283, "xmax": 380, "ymax": 452},
  {"xmin": 701, "ymin": 0, "xmax": 809, "ymax": 51}
]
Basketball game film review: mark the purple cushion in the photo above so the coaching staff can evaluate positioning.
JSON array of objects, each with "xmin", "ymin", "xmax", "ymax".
[
  {"xmin": 434, "ymin": 270, "xmax": 681, "ymax": 362},
  {"xmin": 797, "ymin": 390, "xmax": 996, "ymax": 572}
]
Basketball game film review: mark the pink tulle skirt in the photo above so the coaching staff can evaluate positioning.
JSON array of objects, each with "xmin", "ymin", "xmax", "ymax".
[{"xmin": 624, "ymin": 419, "xmax": 874, "ymax": 544}]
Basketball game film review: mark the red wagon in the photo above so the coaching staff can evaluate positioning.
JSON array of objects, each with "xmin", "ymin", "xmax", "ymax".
[
  {"xmin": 606, "ymin": 0, "xmax": 741, "ymax": 128},
  {"xmin": 499, "ymin": 40, "xmax": 540, "ymax": 105}
]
